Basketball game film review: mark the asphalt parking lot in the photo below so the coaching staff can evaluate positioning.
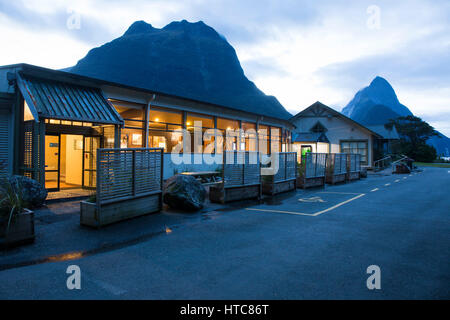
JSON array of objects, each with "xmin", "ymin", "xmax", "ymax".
[{"xmin": 0, "ymin": 167, "xmax": 448, "ymax": 299}]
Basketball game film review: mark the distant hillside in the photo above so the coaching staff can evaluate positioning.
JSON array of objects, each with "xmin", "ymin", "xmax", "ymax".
[
  {"xmin": 68, "ymin": 20, "xmax": 292, "ymax": 120},
  {"xmin": 342, "ymin": 76, "xmax": 450, "ymax": 157}
]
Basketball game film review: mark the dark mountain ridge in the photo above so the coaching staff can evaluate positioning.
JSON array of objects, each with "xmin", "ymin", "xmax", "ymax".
[{"xmin": 69, "ymin": 20, "xmax": 292, "ymax": 120}]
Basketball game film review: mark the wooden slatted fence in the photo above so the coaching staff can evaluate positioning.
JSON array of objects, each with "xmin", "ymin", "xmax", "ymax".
[{"xmin": 80, "ymin": 148, "xmax": 163, "ymax": 227}]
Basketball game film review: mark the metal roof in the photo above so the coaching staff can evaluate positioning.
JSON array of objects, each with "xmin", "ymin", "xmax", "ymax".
[
  {"xmin": 292, "ymin": 132, "xmax": 330, "ymax": 143},
  {"xmin": 16, "ymin": 73, "xmax": 123, "ymax": 125},
  {"xmin": 366, "ymin": 125, "xmax": 400, "ymax": 140}
]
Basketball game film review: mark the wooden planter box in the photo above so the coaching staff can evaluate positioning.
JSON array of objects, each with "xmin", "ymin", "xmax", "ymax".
[
  {"xmin": 347, "ymin": 172, "xmax": 361, "ymax": 181},
  {"xmin": 80, "ymin": 192, "xmax": 162, "ymax": 228},
  {"xmin": 297, "ymin": 176, "xmax": 325, "ymax": 189},
  {"xmin": 262, "ymin": 179, "xmax": 296, "ymax": 195},
  {"xmin": 326, "ymin": 173, "xmax": 347, "ymax": 185},
  {"xmin": 0, "ymin": 209, "xmax": 35, "ymax": 248},
  {"xmin": 210, "ymin": 184, "xmax": 261, "ymax": 204}
]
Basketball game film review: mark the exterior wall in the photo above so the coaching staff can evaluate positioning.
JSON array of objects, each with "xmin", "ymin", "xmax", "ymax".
[
  {"xmin": 291, "ymin": 109, "xmax": 375, "ymax": 167},
  {"xmin": 0, "ymin": 108, "xmax": 13, "ymax": 175}
]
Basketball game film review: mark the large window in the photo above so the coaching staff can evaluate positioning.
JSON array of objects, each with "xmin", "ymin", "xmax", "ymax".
[
  {"xmin": 114, "ymin": 103, "xmax": 145, "ymax": 148},
  {"xmin": 242, "ymin": 122, "xmax": 257, "ymax": 151},
  {"xmin": 340, "ymin": 140, "xmax": 368, "ymax": 165},
  {"xmin": 217, "ymin": 118, "xmax": 240, "ymax": 151},
  {"xmin": 271, "ymin": 127, "xmax": 281, "ymax": 153},
  {"xmin": 149, "ymin": 107, "xmax": 183, "ymax": 152},
  {"xmin": 187, "ymin": 113, "xmax": 214, "ymax": 153},
  {"xmin": 258, "ymin": 125, "xmax": 269, "ymax": 154}
]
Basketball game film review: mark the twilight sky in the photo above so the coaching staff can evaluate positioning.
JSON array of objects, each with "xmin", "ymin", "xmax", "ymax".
[{"xmin": 1, "ymin": 0, "xmax": 449, "ymax": 135}]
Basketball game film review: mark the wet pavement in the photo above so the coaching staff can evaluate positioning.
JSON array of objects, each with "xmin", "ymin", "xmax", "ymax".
[{"xmin": 0, "ymin": 167, "xmax": 449, "ymax": 299}]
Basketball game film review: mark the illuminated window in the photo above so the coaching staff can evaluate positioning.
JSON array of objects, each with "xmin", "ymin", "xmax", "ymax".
[
  {"xmin": 242, "ymin": 122, "xmax": 257, "ymax": 151},
  {"xmin": 258, "ymin": 125, "xmax": 269, "ymax": 154},
  {"xmin": 271, "ymin": 127, "xmax": 281, "ymax": 153},
  {"xmin": 113, "ymin": 102, "xmax": 145, "ymax": 148},
  {"xmin": 218, "ymin": 118, "xmax": 239, "ymax": 151},
  {"xmin": 148, "ymin": 107, "xmax": 182, "ymax": 152}
]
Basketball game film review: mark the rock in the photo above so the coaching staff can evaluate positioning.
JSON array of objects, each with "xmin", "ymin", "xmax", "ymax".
[
  {"xmin": 163, "ymin": 174, "xmax": 206, "ymax": 211},
  {"xmin": 7, "ymin": 175, "xmax": 48, "ymax": 208}
]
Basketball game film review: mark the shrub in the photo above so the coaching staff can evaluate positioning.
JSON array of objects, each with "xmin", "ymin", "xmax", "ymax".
[{"xmin": 0, "ymin": 177, "xmax": 26, "ymax": 234}]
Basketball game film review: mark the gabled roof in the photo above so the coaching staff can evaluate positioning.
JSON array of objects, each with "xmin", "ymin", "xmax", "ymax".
[
  {"xmin": 366, "ymin": 125, "xmax": 400, "ymax": 140},
  {"xmin": 16, "ymin": 73, "xmax": 123, "ymax": 125},
  {"xmin": 292, "ymin": 132, "xmax": 330, "ymax": 143},
  {"xmin": 290, "ymin": 101, "xmax": 381, "ymax": 138}
]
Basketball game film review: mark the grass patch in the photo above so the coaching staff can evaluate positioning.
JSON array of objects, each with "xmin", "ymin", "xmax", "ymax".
[{"xmin": 414, "ymin": 162, "xmax": 450, "ymax": 168}]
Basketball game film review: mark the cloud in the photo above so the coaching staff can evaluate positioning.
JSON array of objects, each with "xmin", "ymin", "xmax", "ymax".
[{"xmin": 0, "ymin": 0, "xmax": 449, "ymax": 135}]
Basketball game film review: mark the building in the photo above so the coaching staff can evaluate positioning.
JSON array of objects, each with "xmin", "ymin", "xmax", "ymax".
[
  {"xmin": 366, "ymin": 125, "xmax": 400, "ymax": 157},
  {"xmin": 0, "ymin": 63, "xmax": 294, "ymax": 195},
  {"xmin": 290, "ymin": 102, "xmax": 381, "ymax": 168}
]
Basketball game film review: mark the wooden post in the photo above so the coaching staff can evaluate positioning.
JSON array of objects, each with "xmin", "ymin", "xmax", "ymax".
[
  {"xmin": 96, "ymin": 148, "xmax": 101, "ymax": 227},
  {"xmin": 114, "ymin": 125, "xmax": 120, "ymax": 148},
  {"xmin": 38, "ymin": 120, "xmax": 45, "ymax": 185},
  {"xmin": 144, "ymin": 102, "xmax": 150, "ymax": 148}
]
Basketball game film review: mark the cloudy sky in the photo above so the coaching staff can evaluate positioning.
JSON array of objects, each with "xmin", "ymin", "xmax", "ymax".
[{"xmin": 1, "ymin": 0, "xmax": 449, "ymax": 135}]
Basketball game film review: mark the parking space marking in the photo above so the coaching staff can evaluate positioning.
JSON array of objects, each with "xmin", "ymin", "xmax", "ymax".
[
  {"xmin": 245, "ymin": 208, "xmax": 314, "ymax": 216},
  {"xmin": 371, "ymin": 188, "xmax": 379, "ymax": 192},
  {"xmin": 245, "ymin": 193, "xmax": 366, "ymax": 217},
  {"xmin": 312, "ymin": 193, "xmax": 366, "ymax": 216},
  {"xmin": 385, "ymin": 183, "xmax": 391, "ymax": 186},
  {"xmin": 395, "ymin": 179, "xmax": 400, "ymax": 183}
]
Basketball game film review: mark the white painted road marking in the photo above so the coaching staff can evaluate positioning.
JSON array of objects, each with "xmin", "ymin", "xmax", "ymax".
[
  {"xmin": 371, "ymin": 188, "xmax": 379, "ymax": 192},
  {"xmin": 385, "ymin": 183, "xmax": 391, "ymax": 186},
  {"xmin": 246, "ymin": 193, "xmax": 366, "ymax": 217},
  {"xmin": 298, "ymin": 196, "xmax": 325, "ymax": 203},
  {"xmin": 395, "ymin": 179, "xmax": 400, "ymax": 183}
]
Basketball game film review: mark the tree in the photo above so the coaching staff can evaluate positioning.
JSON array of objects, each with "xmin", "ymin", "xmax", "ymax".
[{"xmin": 388, "ymin": 116, "xmax": 438, "ymax": 162}]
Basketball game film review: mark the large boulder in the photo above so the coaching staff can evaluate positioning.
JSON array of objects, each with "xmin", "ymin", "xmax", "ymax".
[
  {"xmin": 7, "ymin": 175, "xmax": 48, "ymax": 208},
  {"xmin": 163, "ymin": 174, "xmax": 206, "ymax": 211}
]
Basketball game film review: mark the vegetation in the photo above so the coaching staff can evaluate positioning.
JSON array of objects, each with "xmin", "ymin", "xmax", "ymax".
[
  {"xmin": 0, "ymin": 177, "xmax": 26, "ymax": 234},
  {"xmin": 387, "ymin": 116, "xmax": 438, "ymax": 162},
  {"xmin": 297, "ymin": 161, "xmax": 306, "ymax": 179},
  {"xmin": 413, "ymin": 162, "xmax": 450, "ymax": 168}
]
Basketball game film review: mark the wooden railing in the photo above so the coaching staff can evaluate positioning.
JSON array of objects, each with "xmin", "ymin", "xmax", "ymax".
[
  {"xmin": 303, "ymin": 153, "xmax": 328, "ymax": 179},
  {"xmin": 96, "ymin": 148, "xmax": 164, "ymax": 205},
  {"xmin": 222, "ymin": 151, "xmax": 260, "ymax": 188},
  {"xmin": 273, "ymin": 152, "xmax": 297, "ymax": 183}
]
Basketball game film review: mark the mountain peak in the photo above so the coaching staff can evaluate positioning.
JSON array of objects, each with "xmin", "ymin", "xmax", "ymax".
[
  {"xmin": 123, "ymin": 20, "xmax": 155, "ymax": 36},
  {"xmin": 370, "ymin": 76, "xmax": 390, "ymax": 87},
  {"xmin": 369, "ymin": 76, "xmax": 396, "ymax": 94},
  {"xmin": 162, "ymin": 19, "xmax": 219, "ymax": 38},
  {"xmin": 341, "ymin": 76, "xmax": 412, "ymax": 124}
]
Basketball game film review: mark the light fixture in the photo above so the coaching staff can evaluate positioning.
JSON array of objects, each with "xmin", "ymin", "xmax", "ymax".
[{"xmin": 154, "ymin": 118, "xmax": 159, "ymax": 122}]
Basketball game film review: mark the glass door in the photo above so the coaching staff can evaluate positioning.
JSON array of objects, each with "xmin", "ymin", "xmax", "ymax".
[
  {"xmin": 45, "ymin": 135, "xmax": 60, "ymax": 191},
  {"xmin": 82, "ymin": 136, "xmax": 100, "ymax": 189}
]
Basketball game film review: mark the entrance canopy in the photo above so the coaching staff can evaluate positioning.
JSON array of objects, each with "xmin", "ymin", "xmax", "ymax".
[
  {"xmin": 17, "ymin": 73, "xmax": 123, "ymax": 125},
  {"xmin": 292, "ymin": 132, "xmax": 329, "ymax": 143}
]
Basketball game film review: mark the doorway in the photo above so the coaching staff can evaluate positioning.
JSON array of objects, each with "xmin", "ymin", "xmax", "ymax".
[{"xmin": 45, "ymin": 134, "xmax": 99, "ymax": 191}]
